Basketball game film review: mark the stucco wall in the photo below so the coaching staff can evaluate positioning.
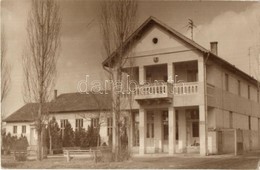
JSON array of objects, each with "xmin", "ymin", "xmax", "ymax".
[
  {"xmin": 49, "ymin": 111, "xmax": 112, "ymax": 145},
  {"xmin": 5, "ymin": 122, "xmax": 34, "ymax": 145}
]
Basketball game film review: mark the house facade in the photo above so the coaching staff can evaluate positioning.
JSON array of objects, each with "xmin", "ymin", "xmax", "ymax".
[
  {"xmin": 4, "ymin": 92, "xmax": 113, "ymax": 147},
  {"xmin": 103, "ymin": 17, "xmax": 260, "ymax": 156}
]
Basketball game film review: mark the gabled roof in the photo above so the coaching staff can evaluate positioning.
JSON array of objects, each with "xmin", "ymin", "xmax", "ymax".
[
  {"xmin": 102, "ymin": 16, "xmax": 208, "ymax": 67},
  {"xmin": 4, "ymin": 92, "xmax": 112, "ymax": 123},
  {"xmin": 49, "ymin": 92, "xmax": 112, "ymax": 113},
  {"xmin": 4, "ymin": 103, "xmax": 49, "ymax": 123},
  {"xmin": 102, "ymin": 16, "xmax": 259, "ymax": 86}
]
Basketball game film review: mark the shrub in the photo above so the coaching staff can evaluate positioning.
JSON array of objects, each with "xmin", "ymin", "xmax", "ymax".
[
  {"xmin": 62, "ymin": 121, "xmax": 74, "ymax": 147},
  {"xmin": 74, "ymin": 127, "xmax": 86, "ymax": 147},
  {"xmin": 46, "ymin": 117, "xmax": 63, "ymax": 154},
  {"xmin": 13, "ymin": 135, "xmax": 29, "ymax": 151}
]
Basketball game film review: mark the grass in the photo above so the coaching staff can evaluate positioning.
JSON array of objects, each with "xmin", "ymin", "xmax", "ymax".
[{"xmin": 1, "ymin": 151, "xmax": 260, "ymax": 169}]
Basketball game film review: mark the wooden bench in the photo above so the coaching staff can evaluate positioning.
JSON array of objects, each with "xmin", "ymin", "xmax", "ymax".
[
  {"xmin": 63, "ymin": 148, "xmax": 102, "ymax": 162},
  {"xmin": 12, "ymin": 150, "xmax": 28, "ymax": 161}
]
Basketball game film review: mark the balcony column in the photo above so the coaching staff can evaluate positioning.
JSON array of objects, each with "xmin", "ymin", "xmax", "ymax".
[
  {"xmin": 168, "ymin": 107, "xmax": 176, "ymax": 154},
  {"xmin": 139, "ymin": 108, "xmax": 147, "ymax": 155},
  {"xmin": 128, "ymin": 112, "xmax": 134, "ymax": 150},
  {"xmin": 199, "ymin": 105, "xmax": 207, "ymax": 156},
  {"xmin": 167, "ymin": 63, "xmax": 175, "ymax": 83},
  {"xmin": 198, "ymin": 58, "xmax": 208, "ymax": 156},
  {"xmin": 139, "ymin": 66, "xmax": 145, "ymax": 85}
]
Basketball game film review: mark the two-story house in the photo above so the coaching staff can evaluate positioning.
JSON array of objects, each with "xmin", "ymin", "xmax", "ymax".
[{"xmin": 102, "ymin": 16, "xmax": 260, "ymax": 156}]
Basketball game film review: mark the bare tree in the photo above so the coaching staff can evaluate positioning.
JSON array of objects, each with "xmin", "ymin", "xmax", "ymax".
[
  {"xmin": 77, "ymin": 91, "xmax": 112, "ymax": 147},
  {"xmin": 23, "ymin": 0, "xmax": 61, "ymax": 160},
  {"xmin": 99, "ymin": 0, "xmax": 138, "ymax": 161},
  {"xmin": 1, "ymin": 30, "xmax": 11, "ymax": 103}
]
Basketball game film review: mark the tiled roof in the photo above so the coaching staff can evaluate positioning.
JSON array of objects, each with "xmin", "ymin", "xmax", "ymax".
[
  {"xmin": 4, "ymin": 92, "xmax": 112, "ymax": 122},
  {"xmin": 49, "ymin": 92, "xmax": 112, "ymax": 113},
  {"xmin": 4, "ymin": 103, "xmax": 49, "ymax": 123}
]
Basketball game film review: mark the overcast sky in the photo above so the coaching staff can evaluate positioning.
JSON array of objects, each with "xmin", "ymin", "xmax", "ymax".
[{"xmin": 2, "ymin": 0, "xmax": 260, "ymax": 117}]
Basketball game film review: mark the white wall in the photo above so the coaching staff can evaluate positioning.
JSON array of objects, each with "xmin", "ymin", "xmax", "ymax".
[
  {"xmin": 5, "ymin": 122, "xmax": 33, "ymax": 145},
  {"xmin": 49, "ymin": 111, "xmax": 112, "ymax": 145}
]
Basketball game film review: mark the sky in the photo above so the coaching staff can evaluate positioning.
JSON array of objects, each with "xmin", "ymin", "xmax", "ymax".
[{"xmin": 1, "ymin": 0, "xmax": 260, "ymax": 118}]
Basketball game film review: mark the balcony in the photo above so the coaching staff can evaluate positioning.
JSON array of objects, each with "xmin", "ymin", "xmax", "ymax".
[{"xmin": 120, "ymin": 82, "xmax": 199, "ymax": 105}]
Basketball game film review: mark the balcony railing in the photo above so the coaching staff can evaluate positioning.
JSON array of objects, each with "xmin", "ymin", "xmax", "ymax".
[
  {"xmin": 173, "ymin": 82, "xmax": 198, "ymax": 95},
  {"xmin": 134, "ymin": 82, "xmax": 173, "ymax": 100},
  {"xmin": 120, "ymin": 82, "xmax": 199, "ymax": 99}
]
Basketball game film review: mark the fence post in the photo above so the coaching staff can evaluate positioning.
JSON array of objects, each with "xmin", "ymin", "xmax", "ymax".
[{"xmin": 66, "ymin": 150, "xmax": 70, "ymax": 162}]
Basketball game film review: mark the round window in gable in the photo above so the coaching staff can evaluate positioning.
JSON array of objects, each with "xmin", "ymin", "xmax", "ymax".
[{"xmin": 152, "ymin": 37, "xmax": 158, "ymax": 44}]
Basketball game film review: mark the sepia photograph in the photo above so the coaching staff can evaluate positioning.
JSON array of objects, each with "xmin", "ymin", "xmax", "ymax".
[{"xmin": 1, "ymin": 0, "xmax": 260, "ymax": 169}]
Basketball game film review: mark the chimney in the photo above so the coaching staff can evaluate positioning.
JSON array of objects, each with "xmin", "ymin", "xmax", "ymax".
[
  {"xmin": 54, "ymin": 89, "xmax": 57, "ymax": 100},
  {"xmin": 210, "ymin": 41, "xmax": 218, "ymax": 55}
]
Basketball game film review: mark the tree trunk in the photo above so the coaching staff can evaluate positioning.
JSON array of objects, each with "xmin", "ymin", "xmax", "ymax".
[
  {"xmin": 49, "ymin": 127, "xmax": 52, "ymax": 155},
  {"xmin": 37, "ymin": 127, "xmax": 42, "ymax": 160}
]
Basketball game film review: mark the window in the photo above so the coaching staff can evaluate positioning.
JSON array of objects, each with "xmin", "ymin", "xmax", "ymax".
[
  {"xmin": 13, "ymin": 126, "xmax": 17, "ymax": 134},
  {"xmin": 146, "ymin": 112, "xmax": 154, "ymax": 138},
  {"xmin": 249, "ymin": 116, "xmax": 251, "ymax": 130},
  {"xmin": 60, "ymin": 119, "xmax": 68, "ymax": 138},
  {"xmin": 229, "ymin": 111, "xmax": 233, "ymax": 128},
  {"xmin": 75, "ymin": 119, "xmax": 83, "ymax": 130},
  {"xmin": 248, "ymin": 85, "xmax": 250, "ymax": 100},
  {"xmin": 133, "ymin": 112, "xmax": 139, "ymax": 146},
  {"xmin": 225, "ymin": 73, "xmax": 229, "ymax": 91},
  {"xmin": 162, "ymin": 111, "xmax": 168, "ymax": 140},
  {"xmin": 22, "ymin": 125, "xmax": 26, "ymax": 133},
  {"xmin": 107, "ymin": 117, "xmax": 113, "ymax": 136},
  {"xmin": 61, "ymin": 119, "xmax": 68, "ymax": 129},
  {"xmin": 237, "ymin": 80, "xmax": 241, "ymax": 96},
  {"xmin": 91, "ymin": 118, "xmax": 99, "ymax": 128}
]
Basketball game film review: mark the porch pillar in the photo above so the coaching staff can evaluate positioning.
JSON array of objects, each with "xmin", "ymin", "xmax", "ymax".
[
  {"xmin": 198, "ymin": 58, "xmax": 208, "ymax": 156},
  {"xmin": 167, "ymin": 63, "xmax": 175, "ymax": 83},
  {"xmin": 128, "ymin": 112, "xmax": 134, "ymax": 150},
  {"xmin": 139, "ymin": 108, "xmax": 146, "ymax": 155},
  {"xmin": 178, "ymin": 110, "xmax": 187, "ymax": 153},
  {"xmin": 139, "ymin": 66, "xmax": 145, "ymax": 85},
  {"xmin": 168, "ymin": 107, "xmax": 176, "ymax": 154},
  {"xmin": 199, "ymin": 105, "xmax": 207, "ymax": 156}
]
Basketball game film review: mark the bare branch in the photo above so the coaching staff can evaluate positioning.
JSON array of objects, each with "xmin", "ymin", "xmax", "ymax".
[
  {"xmin": 22, "ymin": 0, "xmax": 61, "ymax": 161},
  {"xmin": 1, "ymin": 30, "xmax": 11, "ymax": 102}
]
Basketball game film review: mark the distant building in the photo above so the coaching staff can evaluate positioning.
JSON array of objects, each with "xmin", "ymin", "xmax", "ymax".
[{"xmin": 4, "ymin": 92, "xmax": 113, "ymax": 146}]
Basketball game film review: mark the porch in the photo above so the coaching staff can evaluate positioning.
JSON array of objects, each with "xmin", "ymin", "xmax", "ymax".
[{"xmin": 129, "ymin": 106, "xmax": 207, "ymax": 156}]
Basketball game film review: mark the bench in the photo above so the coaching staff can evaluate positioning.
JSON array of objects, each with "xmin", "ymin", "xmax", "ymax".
[{"xmin": 63, "ymin": 148, "xmax": 102, "ymax": 162}]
